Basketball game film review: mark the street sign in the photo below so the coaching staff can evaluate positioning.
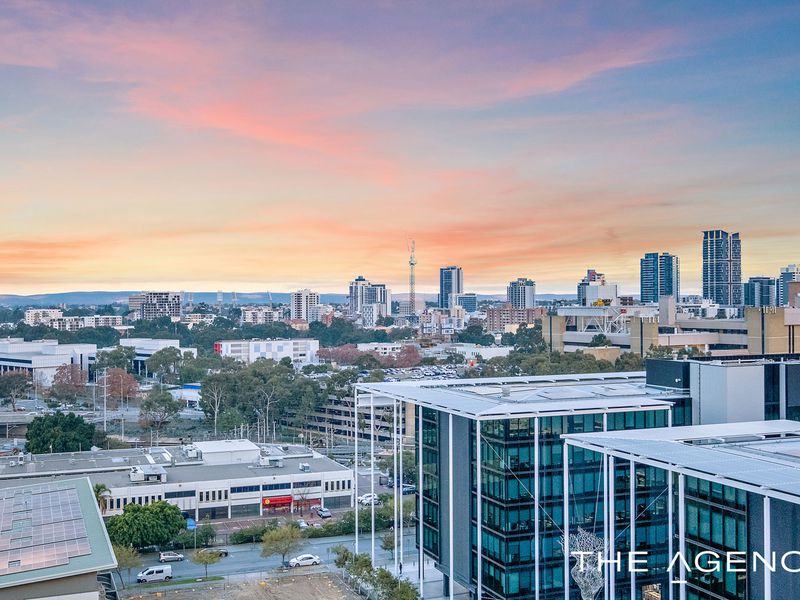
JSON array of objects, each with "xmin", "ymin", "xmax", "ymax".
[{"xmin": 186, "ymin": 517, "xmax": 196, "ymax": 530}]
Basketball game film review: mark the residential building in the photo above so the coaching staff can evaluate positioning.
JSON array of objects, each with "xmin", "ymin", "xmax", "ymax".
[
  {"xmin": 348, "ymin": 276, "xmax": 371, "ymax": 316},
  {"xmin": 348, "ymin": 277, "xmax": 391, "ymax": 318},
  {"xmin": 116, "ymin": 338, "xmax": 197, "ymax": 376},
  {"xmin": 240, "ymin": 306, "xmax": 278, "ymax": 325},
  {"xmin": 127, "ymin": 291, "xmax": 182, "ymax": 320},
  {"xmin": 702, "ymin": 230, "xmax": 742, "ymax": 305},
  {"xmin": 743, "ymin": 276, "xmax": 778, "ymax": 307},
  {"xmin": 0, "ymin": 477, "xmax": 116, "ymax": 600},
  {"xmin": 0, "ymin": 441, "xmax": 353, "ymax": 521},
  {"xmin": 290, "ymin": 289, "xmax": 320, "ymax": 321},
  {"xmin": 181, "ymin": 312, "xmax": 217, "ymax": 326},
  {"xmin": 439, "ymin": 266, "xmax": 464, "ymax": 309},
  {"xmin": 214, "ymin": 338, "xmax": 319, "ymax": 365},
  {"xmin": 507, "ymin": 278, "xmax": 536, "ymax": 309},
  {"xmin": 484, "ymin": 304, "xmax": 546, "ymax": 333},
  {"xmin": 419, "ymin": 309, "xmax": 466, "ymax": 339},
  {"xmin": 23, "ymin": 308, "xmax": 64, "ymax": 326},
  {"xmin": 564, "ymin": 420, "xmax": 800, "ymax": 600},
  {"xmin": 640, "ymin": 252, "xmax": 680, "ymax": 303},
  {"xmin": 308, "ymin": 304, "xmax": 335, "ymax": 325},
  {"xmin": 453, "ymin": 292, "xmax": 478, "ymax": 313},
  {"xmin": 25, "ymin": 313, "xmax": 125, "ymax": 333},
  {"xmin": 356, "ymin": 342, "xmax": 405, "ymax": 357},
  {"xmin": 355, "ymin": 373, "xmax": 679, "ymax": 600},
  {"xmin": 779, "ymin": 264, "xmax": 800, "ymax": 306},
  {"xmin": 0, "ymin": 338, "xmax": 96, "ymax": 386},
  {"xmin": 361, "ymin": 303, "xmax": 386, "ymax": 328}
]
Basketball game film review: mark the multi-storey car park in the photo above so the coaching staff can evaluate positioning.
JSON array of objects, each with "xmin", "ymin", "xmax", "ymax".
[{"xmin": 354, "ymin": 372, "xmax": 688, "ymax": 600}]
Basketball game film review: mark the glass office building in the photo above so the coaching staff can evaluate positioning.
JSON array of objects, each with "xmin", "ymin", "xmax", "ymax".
[
  {"xmin": 356, "ymin": 373, "xmax": 682, "ymax": 600},
  {"xmin": 565, "ymin": 420, "xmax": 800, "ymax": 600}
]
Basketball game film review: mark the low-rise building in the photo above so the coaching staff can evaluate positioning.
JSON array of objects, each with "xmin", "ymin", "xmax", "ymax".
[
  {"xmin": 484, "ymin": 304, "xmax": 546, "ymax": 332},
  {"xmin": 0, "ymin": 338, "xmax": 96, "ymax": 386},
  {"xmin": 182, "ymin": 312, "xmax": 217, "ymax": 326},
  {"xmin": 23, "ymin": 308, "xmax": 64, "ymax": 326},
  {"xmin": 214, "ymin": 338, "xmax": 319, "ymax": 365},
  {"xmin": 0, "ymin": 441, "xmax": 353, "ymax": 520},
  {"xmin": 356, "ymin": 342, "xmax": 405, "ymax": 357},
  {"xmin": 0, "ymin": 477, "xmax": 117, "ymax": 600},
  {"xmin": 116, "ymin": 338, "xmax": 197, "ymax": 376},
  {"xmin": 240, "ymin": 306, "xmax": 278, "ymax": 325}
]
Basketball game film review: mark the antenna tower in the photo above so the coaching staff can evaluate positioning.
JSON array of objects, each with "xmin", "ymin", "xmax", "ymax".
[{"xmin": 408, "ymin": 239, "xmax": 416, "ymax": 316}]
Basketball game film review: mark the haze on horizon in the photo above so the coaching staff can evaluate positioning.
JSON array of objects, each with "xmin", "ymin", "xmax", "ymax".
[{"xmin": 1, "ymin": 1, "xmax": 798, "ymax": 296}]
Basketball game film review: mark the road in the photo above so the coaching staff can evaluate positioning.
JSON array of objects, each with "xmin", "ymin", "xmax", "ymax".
[{"xmin": 123, "ymin": 532, "xmax": 418, "ymax": 588}]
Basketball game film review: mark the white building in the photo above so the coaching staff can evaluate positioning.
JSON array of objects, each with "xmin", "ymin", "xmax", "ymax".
[
  {"xmin": 290, "ymin": 289, "xmax": 320, "ymax": 321},
  {"xmin": 116, "ymin": 338, "xmax": 197, "ymax": 376},
  {"xmin": 308, "ymin": 304, "xmax": 334, "ymax": 323},
  {"xmin": 0, "ymin": 441, "xmax": 354, "ymax": 521},
  {"xmin": 361, "ymin": 303, "xmax": 386, "ymax": 328},
  {"xmin": 23, "ymin": 308, "xmax": 64, "ymax": 326},
  {"xmin": 356, "ymin": 342, "xmax": 405, "ymax": 357},
  {"xmin": 128, "ymin": 291, "xmax": 182, "ymax": 321},
  {"xmin": 182, "ymin": 312, "xmax": 217, "ymax": 326},
  {"xmin": 240, "ymin": 306, "xmax": 278, "ymax": 325},
  {"xmin": 0, "ymin": 338, "xmax": 96, "ymax": 386},
  {"xmin": 214, "ymin": 338, "xmax": 319, "ymax": 365}
]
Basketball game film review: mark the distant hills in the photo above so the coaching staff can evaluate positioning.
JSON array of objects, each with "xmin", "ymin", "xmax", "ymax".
[{"xmin": 0, "ymin": 291, "xmax": 576, "ymax": 307}]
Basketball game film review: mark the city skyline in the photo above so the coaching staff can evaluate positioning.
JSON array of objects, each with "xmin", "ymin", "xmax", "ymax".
[{"xmin": 1, "ymin": 2, "xmax": 799, "ymax": 294}]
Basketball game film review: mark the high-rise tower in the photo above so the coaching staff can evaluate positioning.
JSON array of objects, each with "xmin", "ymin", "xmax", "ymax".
[{"xmin": 408, "ymin": 240, "xmax": 416, "ymax": 316}]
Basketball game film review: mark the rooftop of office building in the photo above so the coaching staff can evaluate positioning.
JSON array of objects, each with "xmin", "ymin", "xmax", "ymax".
[
  {"xmin": 564, "ymin": 419, "xmax": 800, "ymax": 504},
  {"xmin": 0, "ymin": 477, "xmax": 116, "ymax": 590},
  {"xmin": 357, "ymin": 371, "xmax": 681, "ymax": 419}
]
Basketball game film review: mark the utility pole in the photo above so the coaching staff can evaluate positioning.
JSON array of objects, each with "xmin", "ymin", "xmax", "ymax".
[
  {"xmin": 101, "ymin": 368, "xmax": 109, "ymax": 432},
  {"xmin": 408, "ymin": 239, "xmax": 416, "ymax": 317}
]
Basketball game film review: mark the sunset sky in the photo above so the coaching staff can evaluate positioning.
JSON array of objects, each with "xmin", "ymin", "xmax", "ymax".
[{"xmin": 1, "ymin": 1, "xmax": 798, "ymax": 295}]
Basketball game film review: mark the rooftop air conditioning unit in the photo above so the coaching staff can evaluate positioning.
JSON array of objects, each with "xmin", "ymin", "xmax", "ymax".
[{"xmin": 299, "ymin": 462, "xmax": 310, "ymax": 472}]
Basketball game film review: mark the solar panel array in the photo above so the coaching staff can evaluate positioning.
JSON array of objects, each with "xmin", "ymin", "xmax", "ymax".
[{"xmin": 0, "ymin": 483, "xmax": 91, "ymax": 576}]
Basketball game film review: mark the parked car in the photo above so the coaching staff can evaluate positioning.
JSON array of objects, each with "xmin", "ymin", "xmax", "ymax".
[
  {"xmin": 198, "ymin": 547, "xmax": 229, "ymax": 558},
  {"xmin": 357, "ymin": 493, "xmax": 378, "ymax": 505},
  {"xmin": 296, "ymin": 519, "xmax": 309, "ymax": 529},
  {"xmin": 137, "ymin": 565, "xmax": 172, "ymax": 583},
  {"xmin": 158, "ymin": 551, "xmax": 184, "ymax": 563},
  {"xmin": 288, "ymin": 554, "xmax": 321, "ymax": 568},
  {"xmin": 317, "ymin": 507, "xmax": 332, "ymax": 519},
  {"xmin": 402, "ymin": 484, "xmax": 417, "ymax": 495}
]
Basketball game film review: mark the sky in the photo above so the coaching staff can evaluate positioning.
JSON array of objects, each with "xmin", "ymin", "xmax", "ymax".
[{"xmin": 1, "ymin": 1, "xmax": 799, "ymax": 296}]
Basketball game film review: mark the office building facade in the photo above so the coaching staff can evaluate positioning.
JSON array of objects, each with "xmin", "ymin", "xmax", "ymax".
[
  {"xmin": 355, "ymin": 373, "xmax": 681, "ymax": 600},
  {"xmin": 453, "ymin": 292, "xmax": 478, "ymax": 313},
  {"xmin": 640, "ymin": 253, "xmax": 680, "ymax": 303},
  {"xmin": 439, "ymin": 266, "xmax": 464, "ymax": 309},
  {"xmin": 565, "ymin": 420, "xmax": 800, "ymax": 600},
  {"xmin": 779, "ymin": 265, "xmax": 800, "ymax": 306},
  {"xmin": 507, "ymin": 278, "xmax": 537, "ymax": 309},
  {"xmin": 702, "ymin": 230, "xmax": 742, "ymax": 305},
  {"xmin": 743, "ymin": 276, "xmax": 778, "ymax": 307}
]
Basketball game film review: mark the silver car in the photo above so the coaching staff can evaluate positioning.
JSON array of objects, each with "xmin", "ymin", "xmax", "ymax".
[{"xmin": 289, "ymin": 554, "xmax": 321, "ymax": 568}]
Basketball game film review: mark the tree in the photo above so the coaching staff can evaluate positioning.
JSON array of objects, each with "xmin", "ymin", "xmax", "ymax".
[
  {"xmin": 139, "ymin": 389, "xmax": 183, "ymax": 440},
  {"xmin": 105, "ymin": 368, "xmax": 139, "ymax": 407},
  {"xmin": 26, "ymin": 412, "xmax": 96, "ymax": 453},
  {"xmin": 456, "ymin": 323, "xmax": 495, "ymax": 346},
  {"xmin": 588, "ymin": 333, "xmax": 612, "ymax": 347},
  {"xmin": 364, "ymin": 369, "xmax": 385, "ymax": 383},
  {"xmin": 145, "ymin": 346, "xmax": 183, "ymax": 383},
  {"xmin": 378, "ymin": 450, "xmax": 417, "ymax": 485},
  {"xmin": 51, "ymin": 364, "xmax": 88, "ymax": 402},
  {"xmin": 513, "ymin": 322, "xmax": 546, "ymax": 353},
  {"xmin": 393, "ymin": 345, "xmax": 421, "ymax": 368},
  {"xmin": 200, "ymin": 374, "xmax": 228, "ymax": 436},
  {"xmin": 106, "ymin": 501, "xmax": 185, "ymax": 549},
  {"xmin": 0, "ymin": 371, "xmax": 31, "ymax": 412},
  {"xmin": 94, "ymin": 483, "xmax": 111, "ymax": 514},
  {"xmin": 260, "ymin": 525, "xmax": 305, "ymax": 565},
  {"xmin": 381, "ymin": 531, "xmax": 395, "ymax": 559},
  {"xmin": 96, "ymin": 346, "xmax": 136, "ymax": 372},
  {"xmin": 355, "ymin": 352, "xmax": 382, "ymax": 370},
  {"xmin": 615, "ymin": 352, "xmax": 644, "ymax": 372},
  {"xmin": 646, "ymin": 344, "xmax": 674, "ymax": 359},
  {"xmin": 191, "ymin": 548, "xmax": 221, "ymax": 578},
  {"xmin": 112, "ymin": 544, "xmax": 142, "ymax": 588}
]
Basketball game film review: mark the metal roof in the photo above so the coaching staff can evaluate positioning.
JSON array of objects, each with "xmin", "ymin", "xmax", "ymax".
[
  {"xmin": 0, "ymin": 477, "xmax": 116, "ymax": 590},
  {"xmin": 357, "ymin": 372, "xmax": 677, "ymax": 420},
  {"xmin": 564, "ymin": 420, "xmax": 800, "ymax": 504}
]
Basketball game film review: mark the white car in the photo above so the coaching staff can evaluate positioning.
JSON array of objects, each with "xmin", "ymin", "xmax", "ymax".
[
  {"xmin": 296, "ymin": 519, "xmax": 309, "ymax": 529},
  {"xmin": 358, "ymin": 493, "xmax": 378, "ymax": 505},
  {"xmin": 289, "ymin": 554, "xmax": 321, "ymax": 568},
  {"xmin": 159, "ymin": 551, "xmax": 184, "ymax": 563}
]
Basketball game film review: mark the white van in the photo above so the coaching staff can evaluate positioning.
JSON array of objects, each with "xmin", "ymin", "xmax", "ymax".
[{"xmin": 137, "ymin": 564, "xmax": 172, "ymax": 583}]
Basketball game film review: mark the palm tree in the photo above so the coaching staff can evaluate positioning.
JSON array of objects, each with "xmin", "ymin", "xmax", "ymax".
[{"xmin": 94, "ymin": 483, "xmax": 111, "ymax": 514}]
